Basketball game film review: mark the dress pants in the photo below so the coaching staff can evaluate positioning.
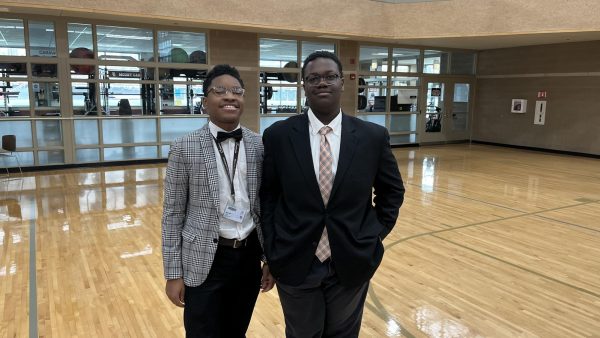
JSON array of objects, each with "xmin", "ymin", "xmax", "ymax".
[
  {"xmin": 183, "ymin": 233, "xmax": 262, "ymax": 338},
  {"xmin": 276, "ymin": 257, "xmax": 370, "ymax": 338}
]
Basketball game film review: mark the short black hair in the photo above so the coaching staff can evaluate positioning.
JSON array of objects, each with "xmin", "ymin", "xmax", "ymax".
[
  {"xmin": 203, "ymin": 64, "xmax": 245, "ymax": 95},
  {"xmin": 301, "ymin": 51, "xmax": 343, "ymax": 79}
]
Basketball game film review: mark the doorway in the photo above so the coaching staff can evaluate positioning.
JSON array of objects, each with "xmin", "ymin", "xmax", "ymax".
[{"xmin": 419, "ymin": 78, "xmax": 473, "ymax": 143}]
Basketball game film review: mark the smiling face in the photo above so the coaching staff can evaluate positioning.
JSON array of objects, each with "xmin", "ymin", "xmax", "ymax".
[
  {"xmin": 203, "ymin": 74, "xmax": 244, "ymax": 131},
  {"xmin": 302, "ymin": 57, "xmax": 344, "ymax": 117}
]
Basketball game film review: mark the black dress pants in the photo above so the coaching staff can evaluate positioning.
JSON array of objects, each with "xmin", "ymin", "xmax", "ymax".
[
  {"xmin": 276, "ymin": 257, "xmax": 369, "ymax": 338},
  {"xmin": 183, "ymin": 235, "xmax": 261, "ymax": 338}
]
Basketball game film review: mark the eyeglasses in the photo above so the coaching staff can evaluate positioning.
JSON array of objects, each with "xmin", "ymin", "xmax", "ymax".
[
  {"xmin": 304, "ymin": 74, "xmax": 341, "ymax": 86},
  {"xmin": 207, "ymin": 86, "xmax": 245, "ymax": 96}
]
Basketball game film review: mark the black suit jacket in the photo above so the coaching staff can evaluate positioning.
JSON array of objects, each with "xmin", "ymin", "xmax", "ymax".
[{"xmin": 261, "ymin": 113, "xmax": 405, "ymax": 287}]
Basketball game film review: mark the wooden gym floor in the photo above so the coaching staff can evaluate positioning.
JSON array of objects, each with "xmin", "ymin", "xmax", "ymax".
[{"xmin": 1, "ymin": 144, "xmax": 599, "ymax": 337}]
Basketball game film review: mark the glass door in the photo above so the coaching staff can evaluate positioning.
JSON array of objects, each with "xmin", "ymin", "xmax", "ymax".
[
  {"xmin": 419, "ymin": 79, "xmax": 473, "ymax": 143},
  {"xmin": 446, "ymin": 81, "xmax": 473, "ymax": 141},
  {"xmin": 419, "ymin": 81, "xmax": 446, "ymax": 143}
]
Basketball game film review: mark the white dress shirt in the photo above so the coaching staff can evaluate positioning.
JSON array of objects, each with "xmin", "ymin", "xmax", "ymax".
[
  {"xmin": 307, "ymin": 109, "xmax": 342, "ymax": 179},
  {"xmin": 208, "ymin": 121, "xmax": 255, "ymax": 240}
]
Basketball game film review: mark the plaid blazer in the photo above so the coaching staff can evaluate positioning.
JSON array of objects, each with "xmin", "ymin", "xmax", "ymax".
[{"xmin": 162, "ymin": 124, "xmax": 264, "ymax": 287}]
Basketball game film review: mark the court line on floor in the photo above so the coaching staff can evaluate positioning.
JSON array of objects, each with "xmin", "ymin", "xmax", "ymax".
[
  {"xmin": 534, "ymin": 214, "xmax": 600, "ymax": 234},
  {"xmin": 372, "ymin": 201, "xmax": 597, "ymax": 338},
  {"xmin": 29, "ymin": 219, "xmax": 38, "ymax": 338},
  {"xmin": 431, "ymin": 234, "xmax": 600, "ymax": 299},
  {"xmin": 386, "ymin": 200, "xmax": 598, "ymax": 249},
  {"xmin": 366, "ymin": 288, "xmax": 417, "ymax": 338},
  {"xmin": 405, "ymin": 182, "xmax": 528, "ymax": 213}
]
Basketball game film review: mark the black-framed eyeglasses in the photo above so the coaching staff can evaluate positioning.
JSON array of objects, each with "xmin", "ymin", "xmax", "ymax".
[
  {"xmin": 207, "ymin": 86, "xmax": 245, "ymax": 96},
  {"xmin": 304, "ymin": 74, "xmax": 341, "ymax": 86}
]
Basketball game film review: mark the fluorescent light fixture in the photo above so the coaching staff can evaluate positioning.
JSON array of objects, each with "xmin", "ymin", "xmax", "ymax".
[
  {"xmin": 98, "ymin": 44, "xmax": 135, "ymax": 49},
  {"xmin": 105, "ymin": 34, "xmax": 152, "ymax": 40}
]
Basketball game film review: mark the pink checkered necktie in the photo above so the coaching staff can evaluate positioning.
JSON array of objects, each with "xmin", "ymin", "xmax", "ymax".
[{"xmin": 316, "ymin": 126, "xmax": 333, "ymax": 262}]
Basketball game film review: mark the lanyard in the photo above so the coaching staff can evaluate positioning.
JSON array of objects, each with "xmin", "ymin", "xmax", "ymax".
[{"xmin": 214, "ymin": 137, "xmax": 241, "ymax": 201}]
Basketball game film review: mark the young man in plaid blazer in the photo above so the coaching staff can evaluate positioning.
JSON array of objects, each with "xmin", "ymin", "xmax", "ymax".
[{"xmin": 162, "ymin": 64, "xmax": 274, "ymax": 337}]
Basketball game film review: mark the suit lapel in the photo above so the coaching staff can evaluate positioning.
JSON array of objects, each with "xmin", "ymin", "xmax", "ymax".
[
  {"xmin": 242, "ymin": 128, "xmax": 258, "ymax": 210},
  {"xmin": 289, "ymin": 114, "xmax": 323, "ymax": 204},
  {"xmin": 329, "ymin": 114, "xmax": 357, "ymax": 202},
  {"xmin": 199, "ymin": 124, "xmax": 221, "ymax": 211}
]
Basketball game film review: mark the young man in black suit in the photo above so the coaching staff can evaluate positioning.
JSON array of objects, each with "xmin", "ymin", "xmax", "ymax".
[{"xmin": 261, "ymin": 51, "xmax": 405, "ymax": 337}]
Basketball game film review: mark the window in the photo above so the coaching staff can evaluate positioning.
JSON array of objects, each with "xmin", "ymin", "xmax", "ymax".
[
  {"xmin": 0, "ymin": 17, "xmax": 219, "ymax": 165},
  {"xmin": 423, "ymin": 50, "xmax": 449, "ymax": 74},
  {"xmin": 359, "ymin": 46, "xmax": 389, "ymax": 72},
  {"xmin": 259, "ymin": 38, "xmax": 335, "ymax": 117},
  {"xmin": 96, "ymin": 25, "xmax": 153, "ymax": 61},
  {"xmin": 0, "ymin": 18, "xmax": 25, "ymax": 56},
  {"xmin": 0, "ymin": 80, "xmax": 29, "ymax": 117},
  {"xmin": 392, "ymin": 48, "xmax": 420, "ymax": 73},
  {"xmin": 301, "ymin": 41, "xmax": 336, "ymax": 66},
  {"xmin": 68, "ymin": 23, "xmax": 94, "ymax": 57},
  {"xmin": 359, "ymin": 45, "xmax": 420, "ymax": 144},
  {"xmin": 29, "ymin": 21, "xmax": 56, "ymax": 57},
  {"xmin": 260, "ymin": 39, "xmax": 297, "ymax": 68},
  {"xmin": 158, "ymin": 31, "xmax": 206, "ymax": 64}
]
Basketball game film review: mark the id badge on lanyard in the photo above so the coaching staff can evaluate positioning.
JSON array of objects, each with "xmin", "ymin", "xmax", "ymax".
[
  {"xmin": 223, "ymin": 198, "xmax": 247, "ymax": 223},
  {"xmin": 215, "ymin": 137, "xmax": 248, "ymax": 223}
]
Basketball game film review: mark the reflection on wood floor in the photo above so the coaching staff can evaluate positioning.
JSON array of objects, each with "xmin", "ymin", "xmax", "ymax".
[{"xmin": 1, "ymin": 144, "xmax": 599, "ymax": 337}]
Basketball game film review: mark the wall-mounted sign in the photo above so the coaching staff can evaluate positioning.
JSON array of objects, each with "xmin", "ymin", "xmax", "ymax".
[
  {"xmin": 31, "ymin": 47, "xmax": 57, "ymax": 57},
  {"xmin": 534, "ymin": 100, "xmax": 546, "ymax": 125},
  {"xmin": 107, "ymin": 71, "xmax": 141, "ymax": 79},
  {"xmin": 537, "ymin": 91, "xmax": 547, "ymax": 99},
  {"xmin": 511, "ymin": 99, "xmax": 527, "ymax": 113}
]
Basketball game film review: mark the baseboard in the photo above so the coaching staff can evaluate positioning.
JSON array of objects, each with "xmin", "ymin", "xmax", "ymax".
[
  {"xmin": 419, "ymin": 139, "xmax": 470, "ymax": 146},
  {"xmin": 471, "ymin": 140, "xmax": 600, "ymax": 159},
  {"xmin": 391, "ymin": 143, "xmax": 420, "ymax": 149}
]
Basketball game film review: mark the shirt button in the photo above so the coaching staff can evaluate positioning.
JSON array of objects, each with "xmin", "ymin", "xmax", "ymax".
[
  {"xmin": 312, "ymin": 241, "xmax": 317, "ymax": 247},
  {"xmin": 213, "ymin": 238, "xmax": 218, "ymax": 243}
]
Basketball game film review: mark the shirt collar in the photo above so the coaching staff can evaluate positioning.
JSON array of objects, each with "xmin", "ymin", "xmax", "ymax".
[
  {"xmin": 307, "ymin": 108, "xmax": 342, "ymax": 136},
  {"xmin": 208, "ymin": 121, "xmax": 241, "ymax": 139}
]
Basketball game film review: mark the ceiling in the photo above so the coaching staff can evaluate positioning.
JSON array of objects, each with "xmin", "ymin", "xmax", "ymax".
[
  {"xmin": 3, "ymin": 3, "xmax": 600, "ymax": 51},
  {"xmin": 390, "ymin": 31, "xmax": 600, "ymax": 50}
]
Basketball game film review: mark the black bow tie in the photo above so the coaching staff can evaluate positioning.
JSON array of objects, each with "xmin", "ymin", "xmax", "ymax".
[{"xmin": 216, "ymin": 129, "xmax": 242, "ymax": 143}]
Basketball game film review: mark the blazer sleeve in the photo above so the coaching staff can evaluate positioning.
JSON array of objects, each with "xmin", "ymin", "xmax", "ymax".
[
  {"xmin": 373, "ymin": 128, "xmax": 405, "ymax": 239},
  {"xmin": 161, "ymin": 139, "xmax": 189, "ymax": 280},
  {"xmin": 259, "ymin": 126, "xmax": 281, "ymax": 260}
]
